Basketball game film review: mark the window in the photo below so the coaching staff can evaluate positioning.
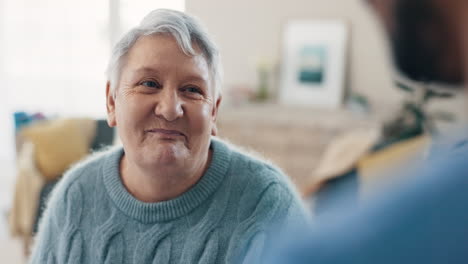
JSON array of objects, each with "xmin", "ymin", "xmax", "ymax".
[{"xmin": 0, "ymin": 0, "xmax": 184, "ymax": 161}]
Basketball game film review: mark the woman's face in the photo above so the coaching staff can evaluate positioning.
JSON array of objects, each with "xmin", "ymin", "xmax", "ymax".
[{"xmin": 106, "ymin": 34, "xmax": 221, "ymax": 171}]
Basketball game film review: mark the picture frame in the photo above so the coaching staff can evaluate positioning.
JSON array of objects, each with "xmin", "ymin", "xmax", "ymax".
[{"xmin": 279, "ymin": 20, "xmax": 348, "ymax": 108}]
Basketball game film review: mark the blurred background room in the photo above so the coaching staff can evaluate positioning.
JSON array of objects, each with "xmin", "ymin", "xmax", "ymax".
[{"xmin": 1, "ymin": 0, "xmax": 467, "ymax": 262}]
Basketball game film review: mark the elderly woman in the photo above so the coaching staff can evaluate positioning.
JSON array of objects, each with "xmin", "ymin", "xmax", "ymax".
[{"xmin": 29, "ymin": 9, "xmax": 309, "ymax": 263}]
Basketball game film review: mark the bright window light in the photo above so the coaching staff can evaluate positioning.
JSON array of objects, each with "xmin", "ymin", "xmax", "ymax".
[
  {"xmin": 0, "ymin": 0, "xmax": 185, "ymax": 161},
  {"xmin": 120, "ymin": 0, "xmax": 185, "ymax": 34}
]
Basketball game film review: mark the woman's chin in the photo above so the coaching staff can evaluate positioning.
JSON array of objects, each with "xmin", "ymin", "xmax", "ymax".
[{"xmin": 141, "ymin": 142, "xmax": 188, "ymax": 166}]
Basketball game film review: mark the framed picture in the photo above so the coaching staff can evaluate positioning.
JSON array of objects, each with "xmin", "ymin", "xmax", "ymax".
[{"xmin": 279, "ymin": 20, "xmax": 348, "ymax": 108}]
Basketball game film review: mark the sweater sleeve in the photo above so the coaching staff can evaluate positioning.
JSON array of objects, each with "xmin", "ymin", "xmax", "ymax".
[
  {"xmin": 28, "ymin": 185, "xmax": 64, "ymax": 264},
  {"xmin": 227, "ymin": 182, "xmax": 311, "ymax": 263},
  {"xmin": 28, "ymin": 172, "xmax": 84, "ymax": 264},
  {"xmin": 265, "ymin": 183, "xmax": 311, "ymax": 241},
  {"xmin": 283, "ymin": 188, "xmax": 312, "ymax": 228}
]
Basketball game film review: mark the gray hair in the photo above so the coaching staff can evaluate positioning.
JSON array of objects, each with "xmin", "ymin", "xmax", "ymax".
[{"xmin": 106, "ymin": 9, "xmax": 222, "ymax": 98}]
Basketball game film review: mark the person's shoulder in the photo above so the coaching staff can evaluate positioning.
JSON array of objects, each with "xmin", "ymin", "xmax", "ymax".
[
  {"xmin": 427, "ymin": 127, "xmax": 468, "ymax": 159},
  {"xmin": 58, "ymin": 145, "xmax": 121, "ymax": 189},
  {"xmin": 43, "ymin": 146, "xmax": 122, "ymax": 224},
  {"xmin": 215, "ymin": 138, "xmax": 290, "ymax": 186},
  {"xmin": 211, "ymin": 139, "xmax": 310, "ymax": 238},
  {"xmin": 214, "ymin": 138, "xmax": 302, "ymax": 206}
]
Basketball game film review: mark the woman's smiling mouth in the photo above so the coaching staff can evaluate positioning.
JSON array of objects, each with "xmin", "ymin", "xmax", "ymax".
[{"xmin": 145, "ymin": 128, "xmax": 186, "ymax": 140}]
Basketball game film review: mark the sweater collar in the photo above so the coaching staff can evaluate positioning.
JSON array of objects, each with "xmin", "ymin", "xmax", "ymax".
[{"xmin": 102, "ymin": 137, "xmax": 232, "ymax": 223}]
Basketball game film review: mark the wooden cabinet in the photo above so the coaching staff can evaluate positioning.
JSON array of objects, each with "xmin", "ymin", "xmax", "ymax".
[{"xmin": 217, "ymin": 104, "xmax": 378, "ymax": 191}]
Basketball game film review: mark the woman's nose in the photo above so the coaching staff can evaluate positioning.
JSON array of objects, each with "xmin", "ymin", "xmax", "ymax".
[{"xmin": 154, "ymin": 87, "xmax": 184, "ymax": 122}]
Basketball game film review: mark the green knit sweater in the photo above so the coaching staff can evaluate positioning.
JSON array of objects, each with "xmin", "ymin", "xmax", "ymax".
[{"xmin": 29, "ymin": 138, "xmax": 309, "ymax": 263}]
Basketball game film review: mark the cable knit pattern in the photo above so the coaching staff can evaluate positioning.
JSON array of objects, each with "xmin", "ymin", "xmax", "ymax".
[{"xmin": 29, "ymin": 137, "xmax": 309, "ymax": 264}]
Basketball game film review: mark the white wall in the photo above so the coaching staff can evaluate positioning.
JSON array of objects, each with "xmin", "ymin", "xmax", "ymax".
[
  {"xmin": 186, "ymin": 0, "xmax": 404, "ymax": 112},
  {"xmin": 0, "ymin": 0, "xmax": 14, "ymax": 163}
]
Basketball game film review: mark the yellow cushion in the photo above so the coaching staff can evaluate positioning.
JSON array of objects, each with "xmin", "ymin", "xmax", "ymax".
[
  {"xmin": 303, "ymin": 128, "xmax": 380, "ymax": 196},
  {"xmin": 21, "ymin": 118, "xmax": 96, "ymax": 181},
  {"xmin": 357, "ymin": 135, "xmax": 430, "ymax": 197}
]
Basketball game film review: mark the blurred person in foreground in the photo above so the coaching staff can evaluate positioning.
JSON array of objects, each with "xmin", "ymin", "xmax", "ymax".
[
  {"xmin": 267, "ymin": 0, "xmax": 468, "ymax": 263},
  {"xmin": 29, "ymin": 9, "xmax": 308, "ymax": 263}
]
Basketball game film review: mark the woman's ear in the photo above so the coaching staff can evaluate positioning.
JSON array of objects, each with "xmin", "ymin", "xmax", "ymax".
[
  {"xmin": 211, "ymin": 95, "xmax": 222, "ymax": 136},
  {"xmin": 106, "ymin": 81, "xmax": 117, "ymax": 127},
  {"xmin": 211, "ymin": 125, "xmax": 218, "ymax": 136}
]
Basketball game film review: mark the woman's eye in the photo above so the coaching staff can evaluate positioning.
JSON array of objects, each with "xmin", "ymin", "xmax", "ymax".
[
  {"xmin": 184, "ymin": 86, "xmax": 202, "ymax": 94},
  {"xmin": 140, "ymin": 80, "xmax": 160, "ymax": 88}
]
